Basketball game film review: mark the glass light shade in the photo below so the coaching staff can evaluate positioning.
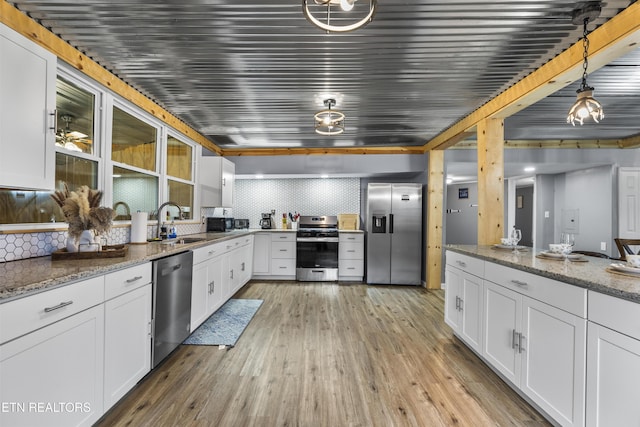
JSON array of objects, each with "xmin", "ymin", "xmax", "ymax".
[
  {"xmin": 567, "ymin": 88, "xmax": 604, "ymax": 126},
  {"xmin": 314, "ymin": 109, "xmax": 345, "ymax": 135},
  {"xmin": 340, "ymin": 0, "xmax": 355, "ymax": 11},
  {"xmin": 302, "ymin": 0, "xmax": 376, "ymax": 33}
]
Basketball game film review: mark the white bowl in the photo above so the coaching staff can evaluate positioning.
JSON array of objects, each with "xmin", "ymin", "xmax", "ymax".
[
  {"xmin": 501, "ymin": 238, "xmax": 511, "ymax": 245},
  {"xmin": 627, "ymin": 254, "xmax": 640, "ymax": 268},
  {"xmin": 548, "ymin": 243, "xmax": 564, "ymax": 254}
]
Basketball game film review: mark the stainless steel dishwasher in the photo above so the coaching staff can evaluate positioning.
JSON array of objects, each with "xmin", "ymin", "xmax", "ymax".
[{"xmin": 152, "ymin": 250, "xmax": 193, "ymax": 368}]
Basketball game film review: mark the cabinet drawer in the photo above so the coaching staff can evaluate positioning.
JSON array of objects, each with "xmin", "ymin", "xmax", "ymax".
[
  {"xmin": 339, "ymin": 242, "xmax": 364, "ymax": 259},
  {"xmin": 339, "ymin": 233, "xmax": 364, "ymax": 243},
  {"xmin": 339, "ymin": 259, "xmax": 364, "ymax": 276},
  {"xmin": 271, "ymin": 232, "xmax": 296, "ymax": 242},
  {"xmin": 272, "ymin": 241, "xmax": 296, "ymax": 258},
  {"xmin": 271, "ymin": 258, "xmax": 296, "ymax": 275},
  {"xmin": 193, "ymin": 241, "xmax": 226, "ymax": 264},
  {"xmin": 589, "ymin": 291, "xmax": 640, "ymax": 340},
  {"xmin": 105, "ymin": 262, "xmax": 151, "ymax": 300},
  {"xmin": 485, "ymin": 262, "xmax": 587, "ymax": 317},
  {"xmin": 0, "ymin": 275, "xmax": 104, "ymax": 344},
  {"xmin": 445, "ymin": 251, "xmax": 484, "ymax": 278}
]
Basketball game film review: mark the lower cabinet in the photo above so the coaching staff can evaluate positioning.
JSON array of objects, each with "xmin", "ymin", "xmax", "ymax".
[
  {"xmin": 253, "ymin": 232, "xmax": 296, "ymax": 280},
  {"xmin": 0, "ymin": 304, "xmax": 105, "ymax": 427},
  {"xmin": 586, "ymin": 291, "xmax": 640, "ymax": 427},
  {"xmin": 338, "ymin": 232, "xmax": 364, "ymax": 281},
  {"xmin": 444, "ymin": 265, "xmax": 483, "ymax": 354},
  {"xmin": 104, "ymin": 284, "xmax": 152, "ymax": 409},
  {"xmin": 191, "ymin": 235, "xmax": 254, "ymax": 332},
  {"xmin": 483, "ymin": 280, "xmax": 586, "ymax": 427}
]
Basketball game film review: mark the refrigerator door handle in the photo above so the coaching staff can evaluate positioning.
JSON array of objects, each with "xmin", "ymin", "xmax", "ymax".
[{"xmin": 389, "ymin": 213, "xmax": 394, "ymax": 233}]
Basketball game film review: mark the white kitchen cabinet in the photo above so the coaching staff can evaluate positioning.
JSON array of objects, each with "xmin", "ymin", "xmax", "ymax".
[
  {"xmin": 482, "ymin": 274, "xmax": 586, "ymax": 427},
  {"xmin": 104, "ymin": 283, "xmax": 152, "ymax": 409},
  {"xmin": 199, "ymin": 156, "xmax": 235, "ymax": 207},
  {"xmin": 252, "ymin": 232, "xmax": 297, "ymax": 280},
  {"xmin": 0, "ymin": 23, "xmax": 56, "ymax": 191},
  {"xmin": 191, "ymin": 235, "xmax": 253, "ymax": 331},
  {"xmin": 338, "ymin": 232, "xmax": 364, "ymax": 281},
  {"xmin": 0, "ymin": 304, "xmax": 105, "ymax": 427},
  {"xmin": 253, "ymin": 232, "xmax": 271, "ymax": 275},
  {"xmin": 586, "ymin": 291, "xmax": 640, "ymax": 427},
  {"xmin": 444, "ymin": 264, "xmax": 484, "ymax": 354}
]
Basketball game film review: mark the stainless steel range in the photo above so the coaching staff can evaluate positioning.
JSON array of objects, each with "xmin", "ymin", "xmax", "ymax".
[{"xmin": 296, "ymin": 215, "xmax": 339, "ymax": 281}]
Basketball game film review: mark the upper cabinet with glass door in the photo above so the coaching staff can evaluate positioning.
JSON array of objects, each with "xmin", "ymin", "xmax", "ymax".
[{"xmin": 0, "ymin": 24, "xmax": 56, "ymax": 191}]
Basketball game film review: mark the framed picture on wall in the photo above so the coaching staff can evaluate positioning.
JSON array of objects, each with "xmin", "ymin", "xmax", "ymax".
[
  {"xmin": 517, "ymin": 195, "xmax": 524, "ymax": 209},
  {"xmin": 458, "ymin": 188, "xmax": 468, "ymax": 199}
]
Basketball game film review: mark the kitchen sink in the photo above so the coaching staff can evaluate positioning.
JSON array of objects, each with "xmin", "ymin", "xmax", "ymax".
[{"xmin": 157, "ymin": 237, "xmax": 207, "ymax": 245}]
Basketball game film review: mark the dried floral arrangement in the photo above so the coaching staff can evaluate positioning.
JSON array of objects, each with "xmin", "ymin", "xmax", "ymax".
[{"xmin": 51, "ymin": 184, "xmax": 115, "ymax": 240}]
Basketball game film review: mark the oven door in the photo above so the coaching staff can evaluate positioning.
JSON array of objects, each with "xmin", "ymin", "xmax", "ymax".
[{"xmin": 296, "ymin": 237, "xmax": 339, "ymax": 281}]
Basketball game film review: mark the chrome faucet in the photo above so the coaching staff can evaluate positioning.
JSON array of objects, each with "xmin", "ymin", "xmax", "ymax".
[{"xmin": 155, "ymin": 201, "xmax": 183, "ymax": 239}]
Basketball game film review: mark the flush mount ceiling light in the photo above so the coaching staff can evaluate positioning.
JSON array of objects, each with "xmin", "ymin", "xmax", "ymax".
[
  {"xmin": 567, "ymin": 2, "xmax": 604, "ymax": 126},
  {"xmin": 314, "ymin": 98, "xmax": 345, "ymax": 136},
  {"xmin": 302, "ymin": 0, "xmax": 377, "ymax": 33}
]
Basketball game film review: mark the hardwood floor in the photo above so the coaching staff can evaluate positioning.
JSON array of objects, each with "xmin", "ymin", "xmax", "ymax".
[{"xmin": 97, "ymin": 281, "xmax": 551, "ymax": 427}]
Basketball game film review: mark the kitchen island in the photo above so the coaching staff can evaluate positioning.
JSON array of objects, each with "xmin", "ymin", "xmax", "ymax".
[
  {"xmin": 445, "ymin": 245, "xmax": 640, "ymax": 427},
  {"xmin": 446, "ymin": 244, "xmax": 640, "ymax": 302}
]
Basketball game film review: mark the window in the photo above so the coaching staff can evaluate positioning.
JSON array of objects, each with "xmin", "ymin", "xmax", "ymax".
[
  {"xmin": 111, "ymin": 106, "xmax": 157, "ymax": 172},
  {"xmin": 55, "ymin": 77, "xmax": 95, "ymax": 155},
  {"xmin": 166, "ymin": 135, "xmax": 194, "ymax": 220},
  {"xmin": 112, "ymin": 166, "xmax": 158, "ymax": 219}
]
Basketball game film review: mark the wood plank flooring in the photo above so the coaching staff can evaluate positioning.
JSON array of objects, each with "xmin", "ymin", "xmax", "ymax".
[{"xmin": 97, "ymin": 282, "xmax": 551, "ymax": 426}]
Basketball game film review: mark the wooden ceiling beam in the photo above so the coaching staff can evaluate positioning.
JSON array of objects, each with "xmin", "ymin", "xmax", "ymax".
[
  {"xmin": 0, "ymin": 0, "xmax": 223, "ymax": 155},
  {"xmin": 222, "ymin": 146, "xmax": 425, "ymax": 156},
  {"xmin": 424, "ymin": 2, "xmax": 640, "ymax": 152}
]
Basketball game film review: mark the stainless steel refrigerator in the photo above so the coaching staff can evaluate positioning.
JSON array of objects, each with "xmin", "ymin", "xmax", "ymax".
[{"xmin": 366, "ymin": 183, "xmax": 422, "ymax": 285}]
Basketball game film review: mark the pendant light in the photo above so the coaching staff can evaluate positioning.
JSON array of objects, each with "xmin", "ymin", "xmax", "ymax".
[
  {"xmin": 302, "ymin": 0, "xmax": 377, "ymax": 33},
  {"xmin": 567, "ymin": 2, "xmax": 604, "ymax": 126},
  {"xmin": 315, "ymin": 99, "xmax": 345, "ymax": 136}
]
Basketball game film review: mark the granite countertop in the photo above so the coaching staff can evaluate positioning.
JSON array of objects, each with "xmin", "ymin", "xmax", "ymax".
[
  {"xmin": 446, "ymin": 245, "xmax": 640, "ymax": 303},
  {"xmin": 0, "ymin": 230, "xmax": 255, "ymax": 304}
]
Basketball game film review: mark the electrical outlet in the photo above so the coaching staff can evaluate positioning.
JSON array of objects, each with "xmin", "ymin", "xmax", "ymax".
[
  {"xmin": 544, "ymin": 211, "xmax": 550, "ymax": 218},
  {"xmin": 601, "ymin": 242, "xmax": 607, "ymax": 251}
]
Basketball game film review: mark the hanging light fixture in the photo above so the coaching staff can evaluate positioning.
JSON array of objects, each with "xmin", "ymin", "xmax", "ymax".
[
  {"xmin": 315, "ymin": 99, "xmax": 345, "ymax": 135},
  {"xmin": 567, "ymin": 2, "xmax": 603, "ymax": 126},
  {"xmin": 302, "ymin": 0, "xmax": 377, "ymax": 33}
]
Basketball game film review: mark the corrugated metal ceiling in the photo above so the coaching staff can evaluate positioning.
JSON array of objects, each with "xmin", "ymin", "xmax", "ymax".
[{"xmin": 10, "ymin": 0, "xmax": 638, "ymax": 149}]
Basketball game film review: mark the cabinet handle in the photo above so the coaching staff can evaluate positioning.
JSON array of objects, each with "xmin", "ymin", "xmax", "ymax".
[
  {"xmin": 209, "ymin": 281, "xmax": 215, "ymax": 294},
  {"xmin": 456, "ymin": 260, "xmax": 467, "ymax": 268},
  {"xmin": 279, "ymin": 249, "xmax": 287, "ymax": 252},
  {"xmin": 518, "ymin": 333, "xmax": 525, "ymax": 354},
  {"xmin": 241, "ymin": 262, "xmax": 245, "ymax": 271},
  {"xmin": 280, "ymin": 236, "xmax": 288, "ymax": 239},
  {"xmin": 455, "ymin": 296, "xmax": 460, "ymax": 310},
  {"xmin": 230, "ymin": 269, "xmax": 234, "ymax": 279},
  {"xmin": 347, "ymin": 250, "xmax": 356, "ymax": 253},
  {"xmin": 126, "ymin": 275, "xmax": 143, "ymax": 284},
  {"xmin": 458, "ymin": 298, "xmax": 463, "ymax": 311},
  {"xmin": 222, "ymin": 177, "xmax": 226, "ymax": 186},
  {"xmin": 279, "ymin": 266, "xmax": 287, "ymax": 269},
  {"xmin": 510, "ymin": 280, "xmax": 528, "ymax": 287},
  {"xmin": 44, "ymin": 300, "xmax": 73, "ymax": 313},
  {"xmin": 512, "ymin": 329, "xmax": 519, "ymax": 351},
  {"xmin": 347, "ymin": 267, "xmax": 355, "ymax": 270},
  {"xmin": 208, "ymin": 250, "xmax": 215, "ymax": 255},
  {"xmin": 49, "ymin": 109, "xmax": 57, "ymax": 132}
]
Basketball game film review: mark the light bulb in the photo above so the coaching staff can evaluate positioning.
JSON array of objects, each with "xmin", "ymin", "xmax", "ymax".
[
  {"xmin": 340, "ymin": 0, "xmax": 355, "ymax": 11},
  {"xmin": 323, "ymin": 115, "xmax": 331, "ymax": 125}
]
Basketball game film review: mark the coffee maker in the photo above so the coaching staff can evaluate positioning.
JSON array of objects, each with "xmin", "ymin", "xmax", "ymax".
[{"xmin": 259, "ymin": 212, "xmax": 274, "ymax": 229}]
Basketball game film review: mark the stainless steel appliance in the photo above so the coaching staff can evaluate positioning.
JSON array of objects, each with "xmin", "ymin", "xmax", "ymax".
[
  {"xmin": 259, "ymin": 213, "xmax": 274, "ymax": 229},
  {"xmin": 152, "ymin": 251, "xmax": 193, "ymax": 368},
  {"xmin": 206, "ymin": 217, "xmax": 233, "ymax": 232},
  {"xmin": 296, "ymin": 215, "xmax": 339, "ymax": 281},
  {"xmin": 234, "ymin": 218, "xmax": 250, "ymax": 229},
  {"xmin": 367, "ymin": 183, "xmax": 422, "ymax": 285}
]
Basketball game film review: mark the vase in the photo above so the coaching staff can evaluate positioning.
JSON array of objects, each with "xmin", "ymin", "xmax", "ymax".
[
  {"xmin": 66, "ymin": 236, "xmax": 78, "ymax": 253},
  {"xmin": 78, "ymin": 229, "xmax": 99, "ymax": 252}
]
